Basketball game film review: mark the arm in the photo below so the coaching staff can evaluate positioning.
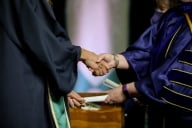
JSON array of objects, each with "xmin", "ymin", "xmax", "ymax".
[
  {"xmin": 102, "ymin": 23, "xmax": 162, "ymax": 104},
  {"xmin": 104, "ymin": 82, "xmax": 140, "ymax": 104},
  {"xmin": 97, "ymin": 53, "xmax": 129, "ymax": 69},
  {"xmin": 96, "ymin": 24, "xmax": 159, "ymax": 77},
  {"xmin": 0, "ymin": 0, "xmax": 102, "ymax": 94}
]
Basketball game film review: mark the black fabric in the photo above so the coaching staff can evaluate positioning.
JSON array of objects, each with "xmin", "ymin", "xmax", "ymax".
[
  {"xmin": 116, "ymin": 68, "xmax": 146, "ymax": 128},
  {"xmin": 121, "ymin": 1, "xmax": 155, "ymax": 127},
  {"xmin": 129, "ymin": 0, "xmax": 155, "ymax": 44},
  {"xmin": 52, "ymin": 0, "xmax": 67, "ymax": 29},
  {"xmin": 0, "ymin": 0, "xmax": 81, "ymax": 127}
]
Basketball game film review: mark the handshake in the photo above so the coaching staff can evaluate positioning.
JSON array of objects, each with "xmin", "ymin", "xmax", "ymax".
[
  {"xmin": 80, "ymin": 48, "xmax": 122, "ymax": 76},
  {"xmin": 68, "ymin": 48, "xmax": 131, "ymax": 108}
]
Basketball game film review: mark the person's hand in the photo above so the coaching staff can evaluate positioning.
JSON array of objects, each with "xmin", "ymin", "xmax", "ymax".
[
  {"xmin": 97, "ymin": 53, "xmax": 119, "ymax": 69},
  {"xmin": 105, "ymin": 82, "xmax": 139, "ymax": 104},
  {"xmin": 81, "ymin": 49, "xmax": 99, "ymax": 69},
  {"xmin": 83, "ymin": 59, "xmax": 109, "ymax": 75},
  {"xmin": 91, "ymin": 53, "xmax": 116, "ymax": 76},
  {"xmin": 97, "ymin": 53, "xmax": 117, "ymax": 69},
  {"xmin": 67, "ymin": 91, "xmax": 85, "ymax": 108},
  {"xmin": 104, "ymin": 86, "xmax": 126, "ymax": 104},
  {"xmin": 80, "ymin": 48, "xmax": 109, "ymax": 75}
]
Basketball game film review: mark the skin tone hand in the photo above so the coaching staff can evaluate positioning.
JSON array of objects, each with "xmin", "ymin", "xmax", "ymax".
[
  {"xmin": 67, "ymin": 91, "xmax": 86, "ymax": 108},
  {"xmin": 98, "ymin": 53, "xmax": 129, "ymax": 69},
  {"xmin": 97, "ymin": 53, "xmax": 117, "ymax": 69},
  {"xmin": 86, "ymin": 59, "xmax": 109, "ymax": 76},
  {"xmin": 92, "ymin": 53, "xmax": 129, "ymax": 76},
  {"xmin": 80, "ymin": 48, "xmax": 110, "ymax": 76},
  {"xmin": 104, "ymin": 85, "xmax": 126, "ymax": 104},
  {"xmin": 104, "ymin": 82, "xmax": 140, "ymax": 104}
]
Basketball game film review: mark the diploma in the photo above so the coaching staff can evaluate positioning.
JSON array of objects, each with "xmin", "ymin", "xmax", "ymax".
[
  {"xmin": 83, "ymin": 95, "xmax": 108, "ymax": 103},
  {"xmin": 81, "ymin": 95, "xmax": 108, "ymax": 111},
  {"xmin": 103, "ymin": 78, "xmax": 120, "ymax": 88}
]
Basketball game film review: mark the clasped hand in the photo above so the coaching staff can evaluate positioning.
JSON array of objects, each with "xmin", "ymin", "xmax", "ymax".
[{"xmin": 83, "ymin": 53, "xmax": 116, "ymax": 76}]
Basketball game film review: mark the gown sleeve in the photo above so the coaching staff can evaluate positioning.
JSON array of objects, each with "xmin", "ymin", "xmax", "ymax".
[
  {"xmin": 121, "ymin": 24, "xmax": 158, "ymax": 80},
  {"xmin": 119, "ymin": 23, "xmax": 166, "ymax": 104}
]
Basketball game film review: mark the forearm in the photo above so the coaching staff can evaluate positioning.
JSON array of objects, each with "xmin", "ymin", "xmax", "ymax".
[
  {"xmin": 124, "ymin": 82, "xmax": 140, "ymax": 98},
  {"xmin": 80, "ymin": 48, "xmax": 97, "ymax": 61},
  {"xmin": 114, "ymin": 54, "xmax": 130, "ymax": 69}
]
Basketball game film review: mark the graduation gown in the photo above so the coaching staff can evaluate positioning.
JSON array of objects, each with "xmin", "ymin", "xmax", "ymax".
[
  {"xmin": 0, "ymin": 0, "xmax": 81, "ymax": 127},
  {"xmin": 119, "ymin": 2, "xmax": 192, "ymax": 121}
]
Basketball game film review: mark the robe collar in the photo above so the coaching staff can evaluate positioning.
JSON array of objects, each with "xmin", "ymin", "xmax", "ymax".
[{"xmin": 150, "ymin": 2, "xmax": 192, "ymax": 71}]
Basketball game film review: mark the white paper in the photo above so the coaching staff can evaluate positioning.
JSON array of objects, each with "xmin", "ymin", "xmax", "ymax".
[
  {"xmin": 103, "ymin": 78, "xmax": 120, "ymax": 88},
  {"xmin": 81, "ymin": 106, "xmax": 100, "ymax": 111},
  {"xmin": 83, "ymin": 95, "xmax": 108, "ymax": 103}
]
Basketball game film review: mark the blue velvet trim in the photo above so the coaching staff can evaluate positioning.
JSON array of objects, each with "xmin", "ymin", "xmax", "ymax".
[
  {"xmin": 163, "ymin": 68, "xmax": 192, "ymax": 111},
  {"xmin": 150, "ymin": 2, "xmax": 192, "ymax": 71},
  {"xmin": 150, "ymin": 15, "xmax": 183, "ymax": 71},
  {"xmin": 162, "ymin": 86, "xmax": 192, "ymax": 111},
  {"xmin": 168, "ymin": 69, "xmax": 192, "ymax": 88},
  {"xmin": 179, "ymin": 50, "xmax": 192, "ymax": 65}
]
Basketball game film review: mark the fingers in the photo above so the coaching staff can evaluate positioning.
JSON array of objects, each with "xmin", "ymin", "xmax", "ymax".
[
  {"xmin": 68, "ymin": 97, "xmax": 75, "ymax": 108},
  {"xmin": 67, "ymin": 91, "xmax": 86, "ymax": 108},
  {"xmin": 92, "ymin": 59, "xmax": 111, "ymax": 76},
  {"xmin": 82, "ymin": 52, "xmax": 115, "ymax": 76},
  {"xmin": 94, "ymin": 62, "xmax": 109, "ymax": 76},
  {"xmin": 92, "ymin": 66, "xmax": 108, "ymax": 76},
  {"xmin": 100, "ymin": 60, "xmax": 110, "ymax": 70},
  {"xmin": 68, "ymin": 97, "xmax": 85, "ymax": 108},
  {"xmin": 73, "ymin": 99, "xmax": 85, "ymax": 107},
  {"xmin": 104, "ymin": 95, "xmax": 117, "ymax": 105},
  {"xmin": 85, "ymin": 59, "xmax": 109, "ymax": 76},
  {"xmin": 96, "ymin": 53, "xmax": 107, "ymax": 63},
  {"xmin": 104, "ymin": 87, "xmax": 126, "ymax": 104}
]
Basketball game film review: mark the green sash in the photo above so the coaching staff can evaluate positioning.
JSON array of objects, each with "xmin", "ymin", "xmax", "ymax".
[{"xmin": 48, "ymin": 87, "xmax": 71, "ymax": 128}]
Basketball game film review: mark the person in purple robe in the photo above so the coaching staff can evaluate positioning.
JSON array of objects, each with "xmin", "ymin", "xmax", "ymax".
[{"xmin": 95, "ymin": 1, "xmax": 192, "ymax": 127}]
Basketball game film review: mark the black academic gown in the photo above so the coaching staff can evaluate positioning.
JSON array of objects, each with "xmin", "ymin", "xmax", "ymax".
[{"xmin": 0, "ymin": 0, "xmax": 80, "ymax": 127}]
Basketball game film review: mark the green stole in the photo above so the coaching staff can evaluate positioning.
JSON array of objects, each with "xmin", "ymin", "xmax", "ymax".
[{"xmin": 48, "ymin": 87, "xmax": 71, "ymax": 128}]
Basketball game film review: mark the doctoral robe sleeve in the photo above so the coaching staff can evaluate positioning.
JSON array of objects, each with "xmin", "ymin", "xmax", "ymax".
[
  {"xmin": 117, "ymin": 24, "xmax": 165, "ymax": 104},
  {"xmin": 0, "ymin": 0, "xmax": 80, "ymax": 93},
  {"xmin": 120, "ymin": 25, "xmax": 158, "ymax": 80}
]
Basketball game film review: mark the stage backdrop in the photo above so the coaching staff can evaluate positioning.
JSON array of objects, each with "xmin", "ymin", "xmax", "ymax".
[{"xmin": 66, "ymin": 0, "xmax": 130, "ymax": 92}]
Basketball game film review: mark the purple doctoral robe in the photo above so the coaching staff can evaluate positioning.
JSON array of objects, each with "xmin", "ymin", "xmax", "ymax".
[{"xmin": 120, "ymin": 2, "xmax": 192, "ymax": 120}]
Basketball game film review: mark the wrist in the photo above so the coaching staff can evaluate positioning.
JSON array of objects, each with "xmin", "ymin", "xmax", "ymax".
[
  {"xmin": 80, "ymin": 48, "xmax": 92, "ymax": 62},
  {"xmin": 80, "ymin": 48, "xmax": 86, "ymax": 61},
  {"xmin": 113, "ymin": 54, "xmax": 119, "ymax": 68},
  {"xmin": 122, "ymin": 84, "xmax": 130, "ymax": 99}
]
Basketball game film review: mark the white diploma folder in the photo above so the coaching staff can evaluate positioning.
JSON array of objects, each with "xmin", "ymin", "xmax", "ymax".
[{"xmin": 83, "ymin": 95, "xmax": 108, "ymax": 103}]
